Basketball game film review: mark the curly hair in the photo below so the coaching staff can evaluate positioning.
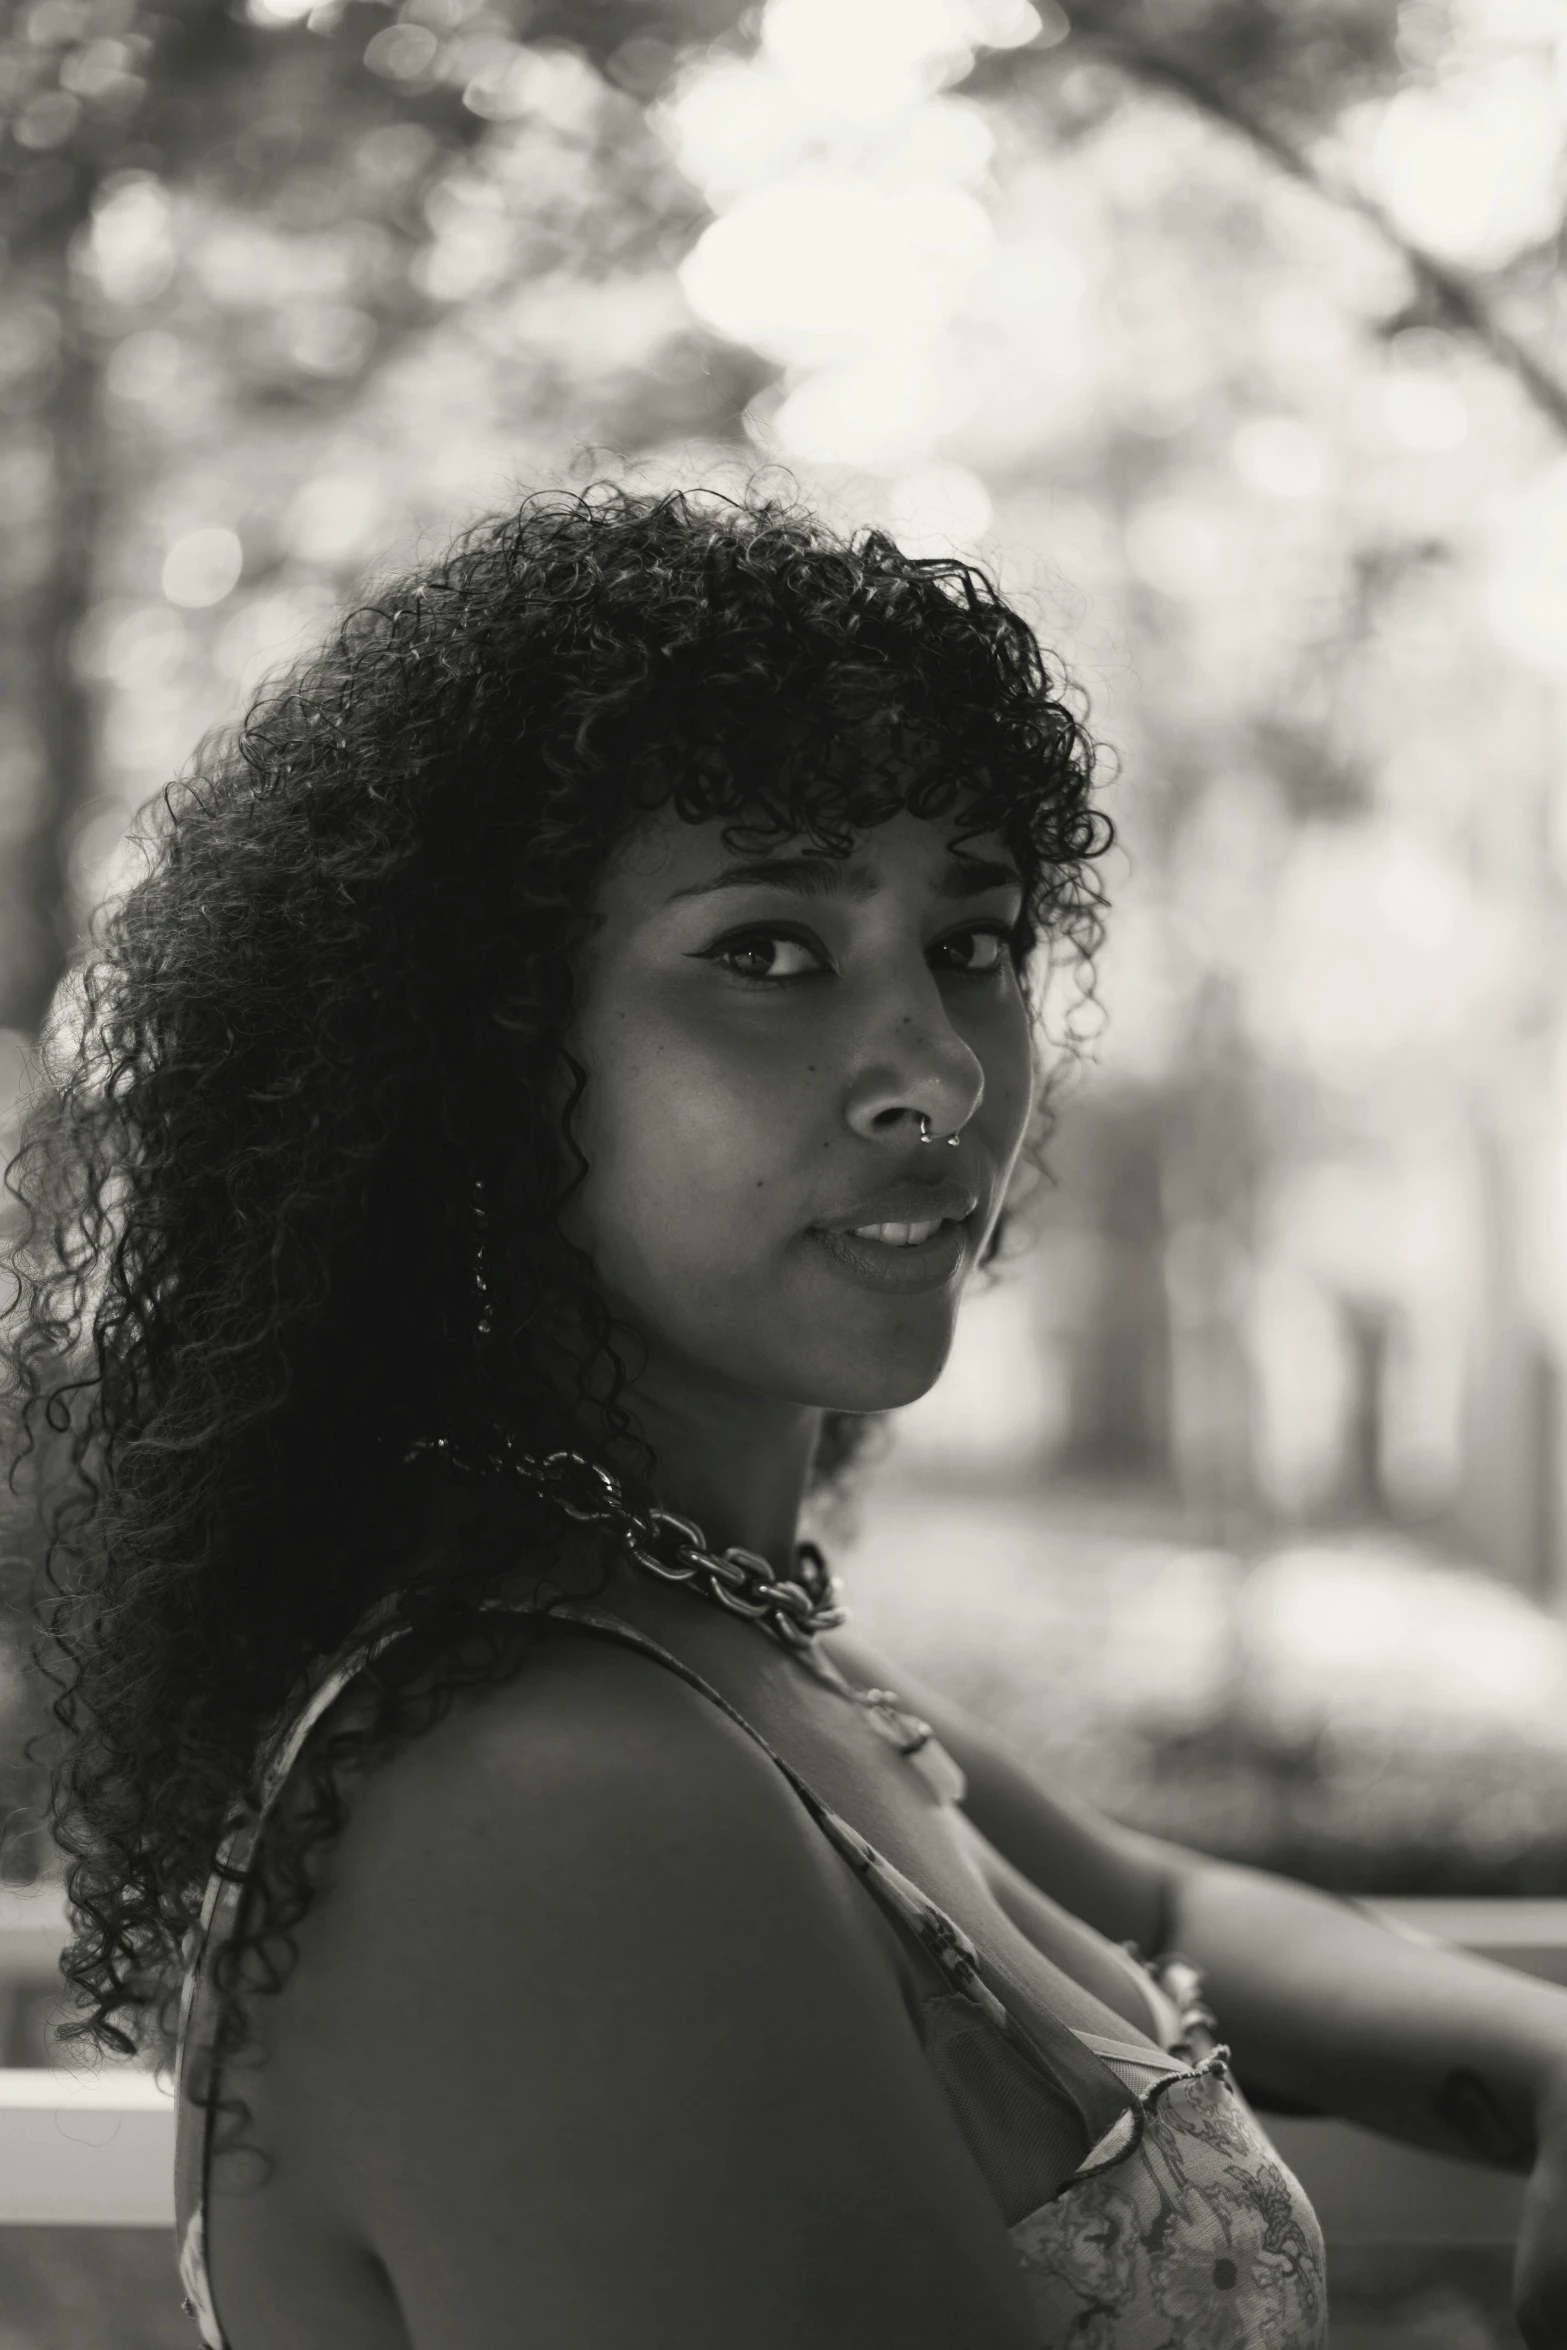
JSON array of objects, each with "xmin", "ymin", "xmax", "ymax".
[{"xmin": 0, "ymin": 480, "xmax": 1110, "ymax": 2172}]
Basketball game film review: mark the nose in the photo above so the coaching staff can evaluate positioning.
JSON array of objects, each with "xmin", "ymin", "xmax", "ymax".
[{"xmin": 842, "ymin": 973, "xmax": 985, "ymax": 1150}]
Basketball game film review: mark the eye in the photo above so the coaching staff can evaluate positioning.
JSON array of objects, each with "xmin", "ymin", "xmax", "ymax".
[
  {"xmin": 933, "ymin": 923, "xmax": 1016, "ymax": 976},
  {"xmin": 702, "ymin": 927, "xmax": 830, "ymax": 984}
]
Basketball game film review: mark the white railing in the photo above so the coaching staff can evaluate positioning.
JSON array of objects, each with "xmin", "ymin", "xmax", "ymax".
[
  {"xmin": 0, "ymin": 1880, "xmax": 175, "ymax": 2227},
  {"xmin": 1, "ymin": 1882, "xmax": 1565, "ymax": 2232}
]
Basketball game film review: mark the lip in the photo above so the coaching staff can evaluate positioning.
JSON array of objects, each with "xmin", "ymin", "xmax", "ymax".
[
  {"xmin": 817, "ymin": 1175, "xmax": 979, "ymax": 1233},
  {"xmin": 807, "ymin": 1219, "xmax": 969, "ymax": 1293}
]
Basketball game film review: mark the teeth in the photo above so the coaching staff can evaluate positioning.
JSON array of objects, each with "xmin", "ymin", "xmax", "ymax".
[{"xmin": 851, "ymin": 1218, "xmax": 944, "ymax": 1246}]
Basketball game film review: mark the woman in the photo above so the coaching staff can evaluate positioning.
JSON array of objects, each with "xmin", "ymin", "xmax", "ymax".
[{"xmin": 4, "ymin": 486, "xmax": 1567, "ymax": 2350}]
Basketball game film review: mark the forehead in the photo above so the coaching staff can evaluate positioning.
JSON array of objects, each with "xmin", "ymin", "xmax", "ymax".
[{"xmin": 600, "ymin": 805, "xmax": 1019, "ymax": 909}]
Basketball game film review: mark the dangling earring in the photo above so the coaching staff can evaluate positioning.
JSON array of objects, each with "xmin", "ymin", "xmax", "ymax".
[{"xmin": 471, "ymin": 1172, "xmax": 494, "ymax": 1343}]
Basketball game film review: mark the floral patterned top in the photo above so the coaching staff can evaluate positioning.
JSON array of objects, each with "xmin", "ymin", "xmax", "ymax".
[{"xmin": 174, "ymin": 1593, "xmax": 1328, "ymax": 2349}]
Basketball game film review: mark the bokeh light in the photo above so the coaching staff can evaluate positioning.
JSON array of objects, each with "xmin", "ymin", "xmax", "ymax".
[{"xmin": 159, "ymin": 527, "xmax": 243, "ymax": 609}]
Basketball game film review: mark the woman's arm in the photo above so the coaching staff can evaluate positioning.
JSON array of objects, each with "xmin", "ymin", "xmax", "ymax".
[
  {"xmin": 826, "ymin": 1627, "xmax": 1567, "ymax": 2170},
  {"xmin": 1165, "ymin": 1855, "xmax": 1567, "ymax": 2171}
]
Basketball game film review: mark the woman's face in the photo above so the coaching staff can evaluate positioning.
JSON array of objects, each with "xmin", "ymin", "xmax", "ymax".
[{"xmin": 563, "ymin": 805, "xmax": 1037, "ymax": 1416}]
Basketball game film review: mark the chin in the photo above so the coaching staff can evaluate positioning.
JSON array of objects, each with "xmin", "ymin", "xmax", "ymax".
[{"xmin": 801, "ymin": 1335, "xmax": 956, "ymax": 1415}]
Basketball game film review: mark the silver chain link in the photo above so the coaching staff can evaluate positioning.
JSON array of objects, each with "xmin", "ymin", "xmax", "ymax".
[
  {"xmin": 399, "ymin": 1431, "xmax": 961, "ymax": 1772},
  {"xmin": 402, "ymin": 1433, "xmax": 851, "ymax": 1651}
]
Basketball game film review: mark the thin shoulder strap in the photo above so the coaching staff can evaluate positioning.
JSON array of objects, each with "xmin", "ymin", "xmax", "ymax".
[
  {"xmin": 541, "ymin": 1599, "xmax": 1138, "ymax": 2142},
  {"xmin": 174, "ymin": 1588, "xmax": 415, "ymax": 2109},
  {"xmin": 174, "ymin": 1585, "xmax": 422, "ymax": 2350}
]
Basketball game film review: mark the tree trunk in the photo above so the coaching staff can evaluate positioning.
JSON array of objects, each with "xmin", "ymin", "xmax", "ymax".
[{"xmin": 1, "ymin": 197, "xmax": 103, "ymax": 1039}]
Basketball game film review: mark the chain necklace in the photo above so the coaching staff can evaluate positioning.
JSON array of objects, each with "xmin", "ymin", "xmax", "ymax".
[{"xmin": 402, "ymin": 1433, "xmax": 966, "ymax": 1803}]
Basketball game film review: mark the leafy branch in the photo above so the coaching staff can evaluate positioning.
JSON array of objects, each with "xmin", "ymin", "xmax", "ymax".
[{"xmin": 1056, "ymin": 13, "xmax": 1567, "ymax": 440}]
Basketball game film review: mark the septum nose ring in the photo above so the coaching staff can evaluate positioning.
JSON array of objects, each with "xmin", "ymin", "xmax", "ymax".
[{"xmin": 917, "ymin": 1114, "xmax": 961, "ymax": 1149}]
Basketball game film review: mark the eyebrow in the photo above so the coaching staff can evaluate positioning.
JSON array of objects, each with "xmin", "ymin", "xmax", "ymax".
[{"xmin": 667, "ymin": 854, "xmax": 1024, "ymax": 906}]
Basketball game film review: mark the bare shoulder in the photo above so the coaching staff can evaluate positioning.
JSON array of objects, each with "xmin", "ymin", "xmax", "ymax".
[
  {"xmin": 295, "ymin": 1624, "xmax": 1040, "ymax": 2350},
  {"xmin": 315, "ymin": 1619, "xmax": 833, "ymax": 1974}
]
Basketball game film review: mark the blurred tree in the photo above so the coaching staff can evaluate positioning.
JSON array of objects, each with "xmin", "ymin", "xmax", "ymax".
[
  {"xmin": 970, "ymin": 0, "xmax": 1567, "ymax": 435},
  {"xmin": 0, "ymin": 0, "xmax": 745, "ymax": 1039},
  {"xmin": 1049, "ymin": 1088, "xmax": 1173, "ymax": 1486}
]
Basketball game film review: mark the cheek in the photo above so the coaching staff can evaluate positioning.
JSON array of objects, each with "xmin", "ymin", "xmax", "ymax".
[{"xmin": 572, "ymin": 1016, "xmax": 801, "ymax": 1278}]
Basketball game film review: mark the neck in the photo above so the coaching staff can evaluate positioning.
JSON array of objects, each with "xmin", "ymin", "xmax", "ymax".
[{"xmin": 595, "ymin": 1355, "xmax": 822, "ymax": 1572}]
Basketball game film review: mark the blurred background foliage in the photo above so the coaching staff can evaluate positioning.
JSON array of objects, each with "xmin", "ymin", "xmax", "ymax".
[{"xmin": 1, "ymin": 0, "xmax": 1566, "ymax": 1895}]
